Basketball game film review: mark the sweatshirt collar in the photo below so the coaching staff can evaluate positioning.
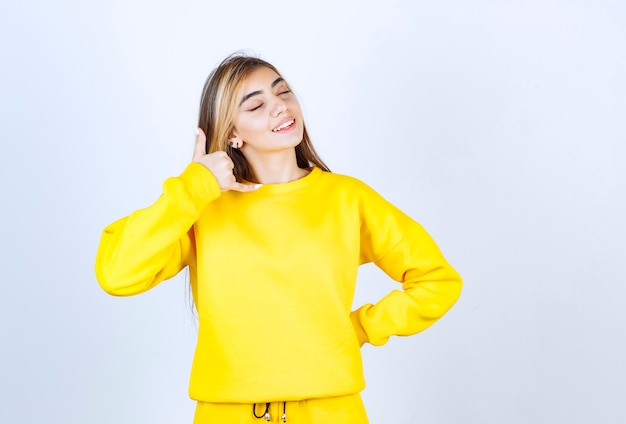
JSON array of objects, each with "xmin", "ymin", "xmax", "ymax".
[{"xmin": 249, "ymin": 166, "xmax": 322, "ymax": 194}]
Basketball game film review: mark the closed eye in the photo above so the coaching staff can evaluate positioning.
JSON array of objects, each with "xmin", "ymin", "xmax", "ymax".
[{"xmin": 248, "ymin": 103, "xmax": 263, "ymax": 112}]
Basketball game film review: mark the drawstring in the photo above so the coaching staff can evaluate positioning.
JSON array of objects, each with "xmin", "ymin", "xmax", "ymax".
[
  {"xmin": 252, "ymin": 402, "xmax": 287, "ymax": 422},
  {"xmin": 252, "ymin": 403, "xmax": 270, "ymax": 421}
]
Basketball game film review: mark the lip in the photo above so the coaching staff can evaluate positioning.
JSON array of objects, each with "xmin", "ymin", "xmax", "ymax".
[{"xmin": 272, "ymin": 116, "xmax": 296, "ymax": 133}]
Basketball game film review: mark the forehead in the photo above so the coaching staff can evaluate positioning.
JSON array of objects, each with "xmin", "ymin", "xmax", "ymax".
[{"xmin": 239, "ymin": 66, "xmax": 283, "ymax": 92}]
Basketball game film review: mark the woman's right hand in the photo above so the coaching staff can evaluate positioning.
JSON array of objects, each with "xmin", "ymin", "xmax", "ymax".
[{"xmin": 192, "ymin": 128, "xmax": 260, "ymax": 192}]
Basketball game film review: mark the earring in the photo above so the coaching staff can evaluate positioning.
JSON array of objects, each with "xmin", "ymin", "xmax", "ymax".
[{"xmin": 229, "ymin": 140, "xmax": 241, "ymax": 149}]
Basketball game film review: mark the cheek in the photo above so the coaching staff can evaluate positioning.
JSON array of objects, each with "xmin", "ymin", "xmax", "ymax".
[
  {"xmin": 290, "ymin": 98, "xmax": 302, "ymax": 114},
  {"xmin": 236, "ymin": 116, "xmax": 265, "ymax": 136}
]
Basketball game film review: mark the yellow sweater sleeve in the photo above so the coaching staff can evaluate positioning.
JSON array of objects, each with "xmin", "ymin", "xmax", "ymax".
[
  {"xmin": 350, "ymin": 186, "xmax": 462, "ymax": 346},
  {"xmin": 95, "ymin": 163, "xmax": 221, "ymax": 296}
]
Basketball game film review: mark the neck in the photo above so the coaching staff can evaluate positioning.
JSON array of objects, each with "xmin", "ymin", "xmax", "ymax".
[{"xmin": 244, "ymin": 149, "xmax": 309, "ymax": 184}]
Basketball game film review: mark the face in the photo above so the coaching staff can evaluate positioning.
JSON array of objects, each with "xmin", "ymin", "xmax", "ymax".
[{"xmin": 230, "ymin": 66, "xmax": 304, "ymax": 156}]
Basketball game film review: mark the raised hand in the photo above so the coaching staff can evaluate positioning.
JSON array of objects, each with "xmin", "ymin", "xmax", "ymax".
[{"xmin": 192, "ymin": 128, "xmax": 261, "ymax": 193}]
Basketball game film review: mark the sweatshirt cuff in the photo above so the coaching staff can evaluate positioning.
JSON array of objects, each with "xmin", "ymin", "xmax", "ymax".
[
  {"xmin": 177, "ymin": 162, "xmax": 222, "ymax": 210},
  {"xmin": 350, "ymin": 307, "xmax": 370, "ymax": 347}
]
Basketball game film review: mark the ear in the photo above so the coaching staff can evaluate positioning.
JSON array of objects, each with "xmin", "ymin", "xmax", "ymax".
[
  {"xmin": 228, "ymin": 127, "xmax": 241, "ymax": 140},
  {"xmin": 228, "ymin": 129, "xmax": 244, "ymax": 149},
  {"xmin": 227, "ymin": 134, "xmax": 242, "ymax": 149}
]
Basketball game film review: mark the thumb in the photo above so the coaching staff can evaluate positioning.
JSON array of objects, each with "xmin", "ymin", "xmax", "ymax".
[
  {"xmin": 229, "ymin": 183, "xmax": 263, "ymax": 193},
  {"xmin": 193, "ymin": 128, "xmax": 207, "ymax": 161}
]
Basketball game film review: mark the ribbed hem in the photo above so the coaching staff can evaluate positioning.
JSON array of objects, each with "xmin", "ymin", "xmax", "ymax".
[
  {"xmin": 350, "ymin": 308, "xmax": 369, "ymax": 347},
  {"xmin": 177, "ymin": 162, "xmax": 222, "ymax": 210}
]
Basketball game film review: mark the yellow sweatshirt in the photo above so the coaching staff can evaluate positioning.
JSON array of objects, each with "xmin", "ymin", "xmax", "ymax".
[{"xmin": 95, "ymin": 164, "xmax": 462, "ymax": 403}]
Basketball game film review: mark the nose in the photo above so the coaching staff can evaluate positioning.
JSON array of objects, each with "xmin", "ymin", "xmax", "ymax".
[{"xmin": 271, "ymin": 99, "xmax": 288, "ymax": 117}]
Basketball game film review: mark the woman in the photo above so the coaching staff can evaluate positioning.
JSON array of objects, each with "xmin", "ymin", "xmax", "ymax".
[{"xmin": 95, "ymin": 53, "xmax": 462, "ymax": 423}]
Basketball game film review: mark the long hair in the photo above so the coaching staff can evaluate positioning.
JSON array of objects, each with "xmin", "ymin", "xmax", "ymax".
[{"xmin": 197, "ymin": 53, "xmax": 330, "ymax": 180}]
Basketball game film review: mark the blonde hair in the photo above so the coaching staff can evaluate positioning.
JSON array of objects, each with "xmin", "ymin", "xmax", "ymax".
[{"xmin": 197, "ymin": 53, "xmax": 330, "ymax": 180}]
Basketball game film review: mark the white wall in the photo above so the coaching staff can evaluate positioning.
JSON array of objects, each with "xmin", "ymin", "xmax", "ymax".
[{"xmin": 1, "ymin": 0, "xmax": 624, "ymax": 423}]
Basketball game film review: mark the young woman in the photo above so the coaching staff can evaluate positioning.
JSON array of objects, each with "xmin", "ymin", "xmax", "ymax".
[{"xmin": 95, "ymin": 53, "xmax": 462, "ymax": 423}]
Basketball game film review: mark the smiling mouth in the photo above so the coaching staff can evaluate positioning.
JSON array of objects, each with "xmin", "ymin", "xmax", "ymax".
[{"xmin": 272, "ymin": 119, "xmax": 295, "ymax": 132}]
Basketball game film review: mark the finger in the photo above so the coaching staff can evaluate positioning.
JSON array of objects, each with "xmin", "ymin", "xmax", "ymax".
[
  {"xmin": 218, "ymin": 152, "xmax": 235, "ymax": 169},
  {"xmin": 229, "ymin": 182, "xmax": 263, "ymax": 193},
  {"xmin": 193, "ymin": 128, "xmax": 207, "ymax": 160}
]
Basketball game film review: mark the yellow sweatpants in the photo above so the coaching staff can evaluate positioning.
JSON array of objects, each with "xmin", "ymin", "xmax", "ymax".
[{"xmin": 193, "ymin": 393, "xmax": 369, "ymax": 423}]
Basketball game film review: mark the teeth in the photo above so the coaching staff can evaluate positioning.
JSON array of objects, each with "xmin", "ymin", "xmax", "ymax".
[{"xmin": 273, "ymin": 120, "xmax": 294, "ymax": 132}]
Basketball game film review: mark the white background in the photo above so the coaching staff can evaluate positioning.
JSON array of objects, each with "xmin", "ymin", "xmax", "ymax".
[{"xmin": 1, "ymin": 0, "xmax": 624, "ymax": 423}]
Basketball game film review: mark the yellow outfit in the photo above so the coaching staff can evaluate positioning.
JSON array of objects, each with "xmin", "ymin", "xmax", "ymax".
[
  {"xmin": 194, "ymin": 394, "xmax": 368, "ymax": 423},
  {"xmin": 95, "ymin": 164, "xmax": 461, "ymax": 420}
]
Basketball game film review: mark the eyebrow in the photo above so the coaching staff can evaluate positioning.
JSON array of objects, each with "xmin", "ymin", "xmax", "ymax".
[{"xmin": 239, "ymin": 77, "xmax": 285, "ymax": 106}]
